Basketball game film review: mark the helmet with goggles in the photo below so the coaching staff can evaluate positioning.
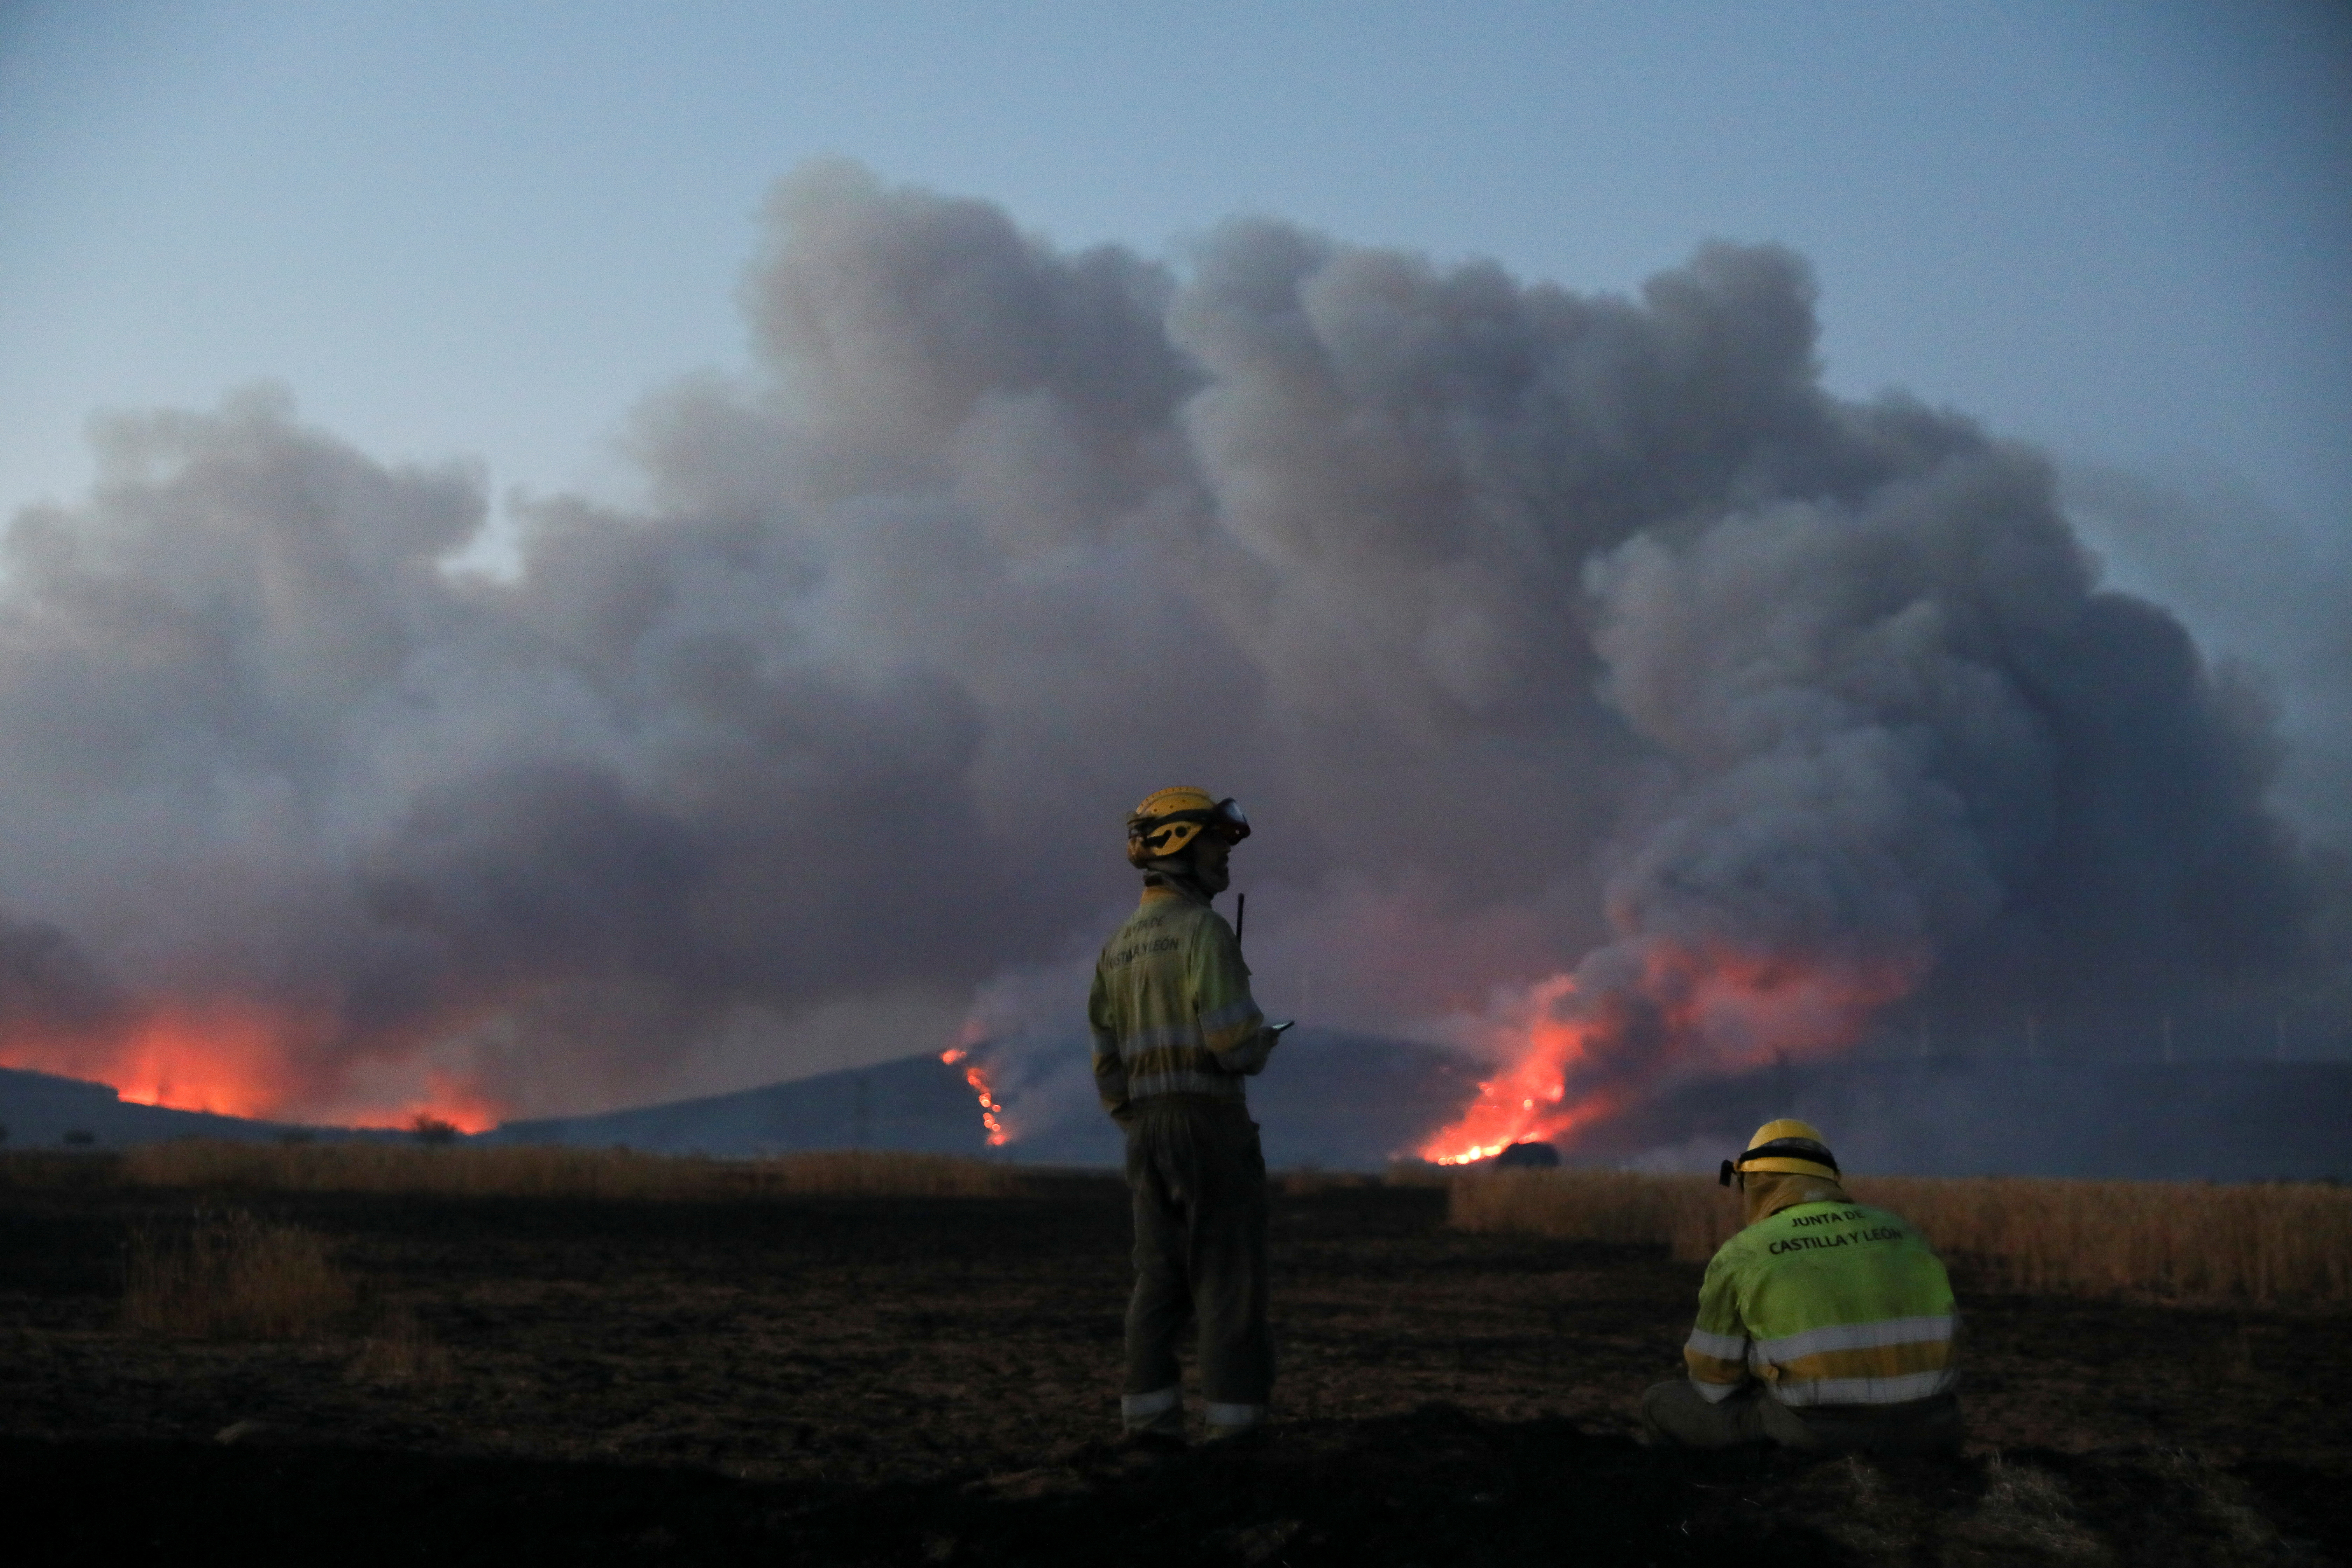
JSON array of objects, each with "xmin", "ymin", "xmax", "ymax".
[
  {"xmin": 1126, "ymin": 786, "xmax": 1251, "ymax": 868},
  {"xmin": 1718, "ymin": 1118, "xmax": 1840, "ymax": 1186}
]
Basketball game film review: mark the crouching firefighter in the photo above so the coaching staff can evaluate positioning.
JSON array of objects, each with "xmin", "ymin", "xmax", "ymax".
[
  {"xmin": 1088, "ymin": 787, "xmax": 1287, "ymax": 1448},
  {"xmin": 1641, "ymin": 1120, "xmax": 1963, "ymax": 1456}
]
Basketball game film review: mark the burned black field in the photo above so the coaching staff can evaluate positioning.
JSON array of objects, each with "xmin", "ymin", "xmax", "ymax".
[{"xmin": 2, "ymin": 1172, "xmax": 2347, "ymax": 1565}]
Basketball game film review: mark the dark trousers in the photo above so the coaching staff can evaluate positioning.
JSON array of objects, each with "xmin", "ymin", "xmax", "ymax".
[
  {"xmin": 1121, "ymin": 1099, "xmax": 1272, "ymax": 1432},
  {"xmin": 1641, "ymin": 1379, "xmax": 1963, "ymax": 1456}
]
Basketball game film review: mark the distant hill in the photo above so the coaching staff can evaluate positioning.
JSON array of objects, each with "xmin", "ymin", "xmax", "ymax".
[
  {"xmin": 478, "ymin": 1029, "xmax": 1485, "ymax": 1169},
  {"xmin": 8, "ymin": 1041, "xmax": 2347, "ymax": 1178},
  {"xmin": 1, "ymin": 1031, "xmax": 1482, "ymax": 1166},
  {"xmin": 0, "ymin": 1066, "xmax": 380, "ymax": 1150},
  {"xmin": 477, "ymin": 1051, "xmax": 992, "ymax": 1157}
]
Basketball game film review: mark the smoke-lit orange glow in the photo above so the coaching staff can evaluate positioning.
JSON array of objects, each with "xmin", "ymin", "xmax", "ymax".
[
  {"xmin": 940, "ymin": 1046, "xmax": 1010, "ymax": 1147},
  {"xmin": 1419, "ymin": 975, "xmax": 1616, "ymax": 1164},
  {"xmin": 335, "ymin": 1070, "xmax": 505, "ymax": 1136},
  {"xmin": 2, "ymin": 999, "xmax": 505, "ymax": 1134},
  {"xmin": 105, "ymin": 1001, "xmax": 319, "ymax": 1120},
  {"xmin": 1418, "ymin": 944, "xmax": 1918, "ymax": 1165}
]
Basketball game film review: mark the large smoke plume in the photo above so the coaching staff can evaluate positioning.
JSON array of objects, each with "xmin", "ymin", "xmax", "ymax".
[{"xmin": 0, "ymin": 161, "xmax": 2337, "ymax": 1134}]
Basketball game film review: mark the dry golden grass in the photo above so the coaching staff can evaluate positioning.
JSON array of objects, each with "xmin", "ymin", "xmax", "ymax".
[
  {"xmin": 122, "ymin": 1209, "xmax": 353, "ymax": 1338},
  {"xmin": 1447, "ymin": 1169, "xmax": 2352, "ymax": 1305},
  {"xmin": 113, "ymin": 1140, "xmax": 1023, "ymax": 1199},
  {"xmin": 1862, "ymin": 1176, "xmax": 2352, "ymax": 1304}
]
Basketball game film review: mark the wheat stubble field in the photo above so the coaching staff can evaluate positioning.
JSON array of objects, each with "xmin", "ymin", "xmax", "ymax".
[{"xmin": 1, "ymin": 1148, "xmax": 2346, "ymax": 1565}]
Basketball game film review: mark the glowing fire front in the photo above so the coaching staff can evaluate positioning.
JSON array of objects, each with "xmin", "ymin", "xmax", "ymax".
[
  {"xmin": 0, "ymin": 999, "xmax": 503, "ymax": 1134},
  {"xmin": 1419, "ymin": 975, "xmax": 1616, "ymax": 1165},
  {"xmin": 335, "ymin": 1071, "xmax": 504, "ymax": 1136},
  {"xmin": 106, "ymin": 1002, "xmax": 304, "ymax": 1121},
  {"xmin": 1417, "ymin": 944, "xmax": 1918, "ymax": 1166},
  {"xmin": 940, "ymin": 1047, "xmax": 1010, "ymax": 1147}
]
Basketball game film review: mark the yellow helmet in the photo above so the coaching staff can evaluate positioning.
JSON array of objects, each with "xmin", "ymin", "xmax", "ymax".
[
  {"xmin": 1125, "ymin": 786, "xmax": 1251, "ymax": 868},
  {"xmin": 1717, "ymin": 1118, "xmax": 1840, "ymax": 1186}
]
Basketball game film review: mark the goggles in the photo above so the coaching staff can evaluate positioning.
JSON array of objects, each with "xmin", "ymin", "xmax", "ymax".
[
  {"xmin": 1132, "ymin": 797, "xmax": 1252, "ymax": 848},
  {"xmin": 1718, "ymin": 1137, "xmax": 1840, "ymax": 1186}
]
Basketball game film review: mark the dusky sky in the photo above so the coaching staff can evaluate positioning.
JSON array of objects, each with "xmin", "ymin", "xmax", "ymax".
[{"xmin": 4, "ymin": 1, "xmax": 2346, "ymax": 547}]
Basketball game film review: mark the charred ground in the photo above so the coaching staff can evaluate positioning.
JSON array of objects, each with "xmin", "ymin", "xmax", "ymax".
[{"xmin": 0, "ymin": 1170, "xmax": 2344, "ymax": 1564}]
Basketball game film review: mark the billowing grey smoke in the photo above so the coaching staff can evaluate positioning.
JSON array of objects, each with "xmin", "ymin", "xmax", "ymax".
[{"xmin": 0, "ymin": 160, "xmax": 2333, "ymax": 1125}]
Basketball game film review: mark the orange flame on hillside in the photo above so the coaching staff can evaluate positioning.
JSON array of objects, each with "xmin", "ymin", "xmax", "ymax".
[
  {"xmin": 1418, "ymin": 943, "xmax": 1919, "ymax": 1165},
  {"xmin": 941, "ymin": 1047, "xmax": 1010, "ymax": 1147}
]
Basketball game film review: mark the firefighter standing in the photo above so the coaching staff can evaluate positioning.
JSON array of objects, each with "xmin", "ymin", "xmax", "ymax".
[
  {"xmin": 1088, "ymin": 786, "xmax": 1284, "ymax": 1446},
  {"xmin": 1642, "ymin": 1119, "xmax": 1964, "ymax": 1455}
]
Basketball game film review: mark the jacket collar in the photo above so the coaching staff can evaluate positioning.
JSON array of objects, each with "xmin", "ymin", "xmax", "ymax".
[{"xmin": 1744, "ymin": 1172, "xmax": 1854, "ymax": 1226}]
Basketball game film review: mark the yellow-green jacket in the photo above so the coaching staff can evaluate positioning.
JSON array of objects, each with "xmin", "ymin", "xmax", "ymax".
[
  {"xmin": 1087, "ymin": 884, "xmax": 1270, "ymax": 1124},
  {"xmin": 1684, "ymin": 1194, "xmax": 1958, "ymax": 1408}
]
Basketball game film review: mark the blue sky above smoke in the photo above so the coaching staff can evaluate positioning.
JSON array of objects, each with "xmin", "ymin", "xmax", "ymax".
[
  {"xmin": 0, "ymin": 3, "xmax": 2347, "ymax": 1115},
  {"xmin": 1, "ymin": 1, "xmax": 2345, "ymax": 547}
]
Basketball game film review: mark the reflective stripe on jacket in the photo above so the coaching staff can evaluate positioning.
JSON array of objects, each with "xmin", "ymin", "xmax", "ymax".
[
  {"xmin": 1087, "ymin": 885, "xmax": 1265, "ymax": 1122},
  {"xmin": 1684, "ymin": 1198, "xmax": 1957, "ymax": 1408}
]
